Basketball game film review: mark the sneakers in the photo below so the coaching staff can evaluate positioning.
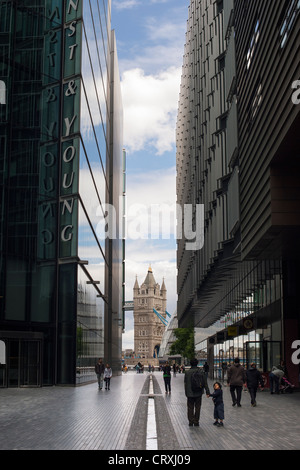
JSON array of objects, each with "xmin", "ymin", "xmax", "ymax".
[{"xmin": 213, "ymin": 421, "xmax": 224, "ymax": 427}]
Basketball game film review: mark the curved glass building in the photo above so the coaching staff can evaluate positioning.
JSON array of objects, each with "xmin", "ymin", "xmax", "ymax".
[{"xmin": 0, "ymin": 0, "xmax": 124, "ymax": 386}]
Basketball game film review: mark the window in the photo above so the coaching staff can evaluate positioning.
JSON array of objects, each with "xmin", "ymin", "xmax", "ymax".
[
  {"xmin": 248, "ymin": 80, "xmax": 263, "ymax": 129},
  {"xmin": 251, "ymin": 81, "xmax": 262, "ymax": 119},
  {"xmin": 247, "ymin": 20, "xmax": 260, "ymax": 69},
  {"xmin": 280, "ymin": 0, "xmax": 300, "ymax": 48},
  {"xmin": 0, "ymin": 81, "xmax": 6, "ymax": 105}
]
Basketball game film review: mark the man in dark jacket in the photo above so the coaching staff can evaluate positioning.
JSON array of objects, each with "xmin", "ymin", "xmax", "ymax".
[
  {"xmin": 227, "ymin": 357, "xmax": 246, "ymax": 407},
  {"xmin": 95, "ymin": 358, "xmax": 105, "ymax": 389},
  {"xmin": 246, "ymin": 363, "xmax": 264, "ymax": 406},
  {"xmin": 184, "ymin": 358, "xmax": 210, "ymax": 426}
]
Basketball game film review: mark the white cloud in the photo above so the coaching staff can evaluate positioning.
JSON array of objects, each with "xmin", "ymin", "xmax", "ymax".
[
  {"xmin": 116, "ymin": 14, "xmax": 186, "ymax": 75},
  {"xmin": 125, "ymin": 166, "xmax": 176, "ymax": 241},
  {"xmin": 113, "ymin": 0, "xmax": 141, "ymax": 10},
  {"xmin": 145, "ymin": 16, "xmax": 185, "ymax": 43},
  {"xmin": 127, "ymin": 166, "xmax": 176, "ymax": 206},
  {"xmin": 112, "ymin": 2, "xmax": 187, "ymax": 156},
  {"xmin": 121, "ymin": 67, "xmax": 181, "ymax": 155}
]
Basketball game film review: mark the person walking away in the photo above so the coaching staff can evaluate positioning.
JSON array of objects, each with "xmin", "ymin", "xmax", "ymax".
[
  {"xmin": 203, "ymin": 362, "xmax": 209, "ymax": 378},
  {"xmin": 163, "ymin": 362, "xmax": 172, "ymax": 393},
  {"xmin": 104, "ymin": 364, "xmax": 112, "ymax": 390},
  {"xmin": 184, "ymin": 358, "xmax": 210, "ymax": 426},
  {"xmin": 209, "ymin": 382, "xmax": 224, "ymax": 427},
  {"xmin": 246, "ymin": 363, "xmax": 264, "ymax": 406},
  {"xmin": 95, "ymin": 358, "xmax": 105, "ymax": 390},
  {"xmin": 173, "ymin": 363, "xmax": 177, "ymax": 377},
  {"xmin": 227, "ymin": 357, "xmax": 246, "ymax": 407},
  {"xmin": 269, "ymin": 365, "xmax": 284, "ymax": 394}
]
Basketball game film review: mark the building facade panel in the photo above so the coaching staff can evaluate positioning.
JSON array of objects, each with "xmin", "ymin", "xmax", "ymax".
[
  {"xmin": 235, "ymin": 0, "xmax": 300, "ymax": 259},
  {"xmin": 176, "ymin": 0, "xmax": 300, "ymax": 387},
  {"xmin": 176, "ymin": 0, "xmax": 230, "ymax": 327}
]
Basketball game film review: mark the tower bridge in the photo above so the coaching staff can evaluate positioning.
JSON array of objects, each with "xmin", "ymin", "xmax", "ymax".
[{"xmin": 131, "ymin": 266, "xmax": 167, "ymax": 365}]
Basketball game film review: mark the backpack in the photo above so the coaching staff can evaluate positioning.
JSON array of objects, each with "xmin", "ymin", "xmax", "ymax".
[{"xmin": 191, "ymin": 369, "xmax": 203, "ymax": 392}]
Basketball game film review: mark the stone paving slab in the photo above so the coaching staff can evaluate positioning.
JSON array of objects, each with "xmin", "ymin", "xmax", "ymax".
[
  {"xmin": 0, "ymin": 373, "xmax": 146, "ymax": 450},
  {"xmin": 0, "ymin": 371, "xmax": 299, "ymax": 452},
  {"xmin": 154, "ymin": 372, "xmax": 300, "ymax": 451}
]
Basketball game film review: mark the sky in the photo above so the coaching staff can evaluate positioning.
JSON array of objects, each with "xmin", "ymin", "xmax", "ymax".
[{"xmin": 110, "ymin": 0, "xmax": 189, "ymax": 349}]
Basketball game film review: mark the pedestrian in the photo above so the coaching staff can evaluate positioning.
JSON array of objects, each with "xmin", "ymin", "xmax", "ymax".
[
  {"xmin": 184, "ymin": 358, "xmax": 210, "ymax": 426},
  {"xmin": 163, "ymin": 361, "xmax": 172, "ymax": 393},
  {"xmin": 269, "ymin": 365, "xmax": 284, "ymax": 394},
  {"xmin": 95, "ymin": 358, "xmax": 105, "ymax": 390},
  {"xmin": 203, "ymin": 362, "xmax": 209, "ymax": 377},
  {"xmin": 173, "ymin": 363, "xmax": 177, "ymax": 377},
  {"xmin": 104, "ymin": 363, "xmax": 112, "ymax": 390},
  {"xmin": 278, "ymin": 360, "xmax": 288, "ymax": 377},
  {"xmin": 246, "ymin": 363, "xmax": 264, "ymax": 406},
  {"xmin": 227, "ymin": 357, "xmax": 246, "ymax": 407},
  {"xmin": 209, "ymin": 382, "xmax": 224, "ymax": 427}
]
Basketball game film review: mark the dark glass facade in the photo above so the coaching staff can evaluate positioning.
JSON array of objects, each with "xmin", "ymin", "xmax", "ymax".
[{"xmin": 0, "ymin": 0, "xmax": 123, "ymax": 386}]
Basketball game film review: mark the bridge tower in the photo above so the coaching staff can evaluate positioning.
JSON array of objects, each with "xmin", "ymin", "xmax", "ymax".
[{"xmin": 133, "ymin": 267, "xmax": 167, "ymax": 366}]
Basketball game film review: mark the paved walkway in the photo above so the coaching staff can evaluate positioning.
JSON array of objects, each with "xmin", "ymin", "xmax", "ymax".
[{"xmin": 1, "ymin": 371, "xmax": 299, "ymax": 451}]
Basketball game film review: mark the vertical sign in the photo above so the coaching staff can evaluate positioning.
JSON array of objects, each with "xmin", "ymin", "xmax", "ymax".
[
  {"xmin": 38, "ymin": 0, "xmax": 82, "ymax": 260},
  {"xmin": 59, "ymin": 0, "xmax": 82, "ymax": 258}
]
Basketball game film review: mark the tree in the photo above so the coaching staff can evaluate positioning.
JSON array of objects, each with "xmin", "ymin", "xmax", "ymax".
[{"xmin": 169, "ymin": 327, "xmax": 195, "ymax": 361}]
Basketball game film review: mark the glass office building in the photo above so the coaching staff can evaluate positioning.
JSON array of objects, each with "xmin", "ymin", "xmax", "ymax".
[{"xmin": 0, "ymin": 0, "xmax": 123, "ymax": 387}]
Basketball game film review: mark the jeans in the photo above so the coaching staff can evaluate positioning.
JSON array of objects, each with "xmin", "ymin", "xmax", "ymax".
[
  {"xmin": 230, "ymin": 385, "xmax": 242, "ymax": 405},
  {"xmin": 269, "ymin": 373, "xmax": 279, "ymax": 393},
  {"xmin": 97, "ymin": 373, "xmax": 104, "ymax": 389},
  {"xmin": 248, "ymin": 387, "xmax": 258, "ymax": 405}
]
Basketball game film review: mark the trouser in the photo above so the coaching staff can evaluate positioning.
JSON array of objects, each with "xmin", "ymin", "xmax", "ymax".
[
  {"xmin": 164, "ymin": 376, "xmax": 171, "ymax": 392},
  {"xmin": 230, "ymin": 385, "xmax": 242, "ymax": 405},
  {"xmin": 105, "ymin": 377, "xmax": 111, "ymax": 389},
  {"xmin": 97, "ymin": 373, "xmax": 104, "ymax": 389},
  {"xmin": 187, "ymin": 395, "xmax": 202, "ymax": 424},
  {"xmin": 269, "ymin": 373, "xmax": 279, "ymax": 393},
  {"xmin": 248, "ymin": 387, "xmax": 257, "ymax": 404}
]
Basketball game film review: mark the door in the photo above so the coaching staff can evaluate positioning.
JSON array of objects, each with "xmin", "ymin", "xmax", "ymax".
[
  {"xmin": 20, "ymin": 341, "xmax": 41, "ymax": 387},
  {"xmin": 7, "ymin": 339, "xmax": 42, "ymax": 387},
  {"xmin": 245, "ymin": 341, "xmax": 281, "ymax": 371}
]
